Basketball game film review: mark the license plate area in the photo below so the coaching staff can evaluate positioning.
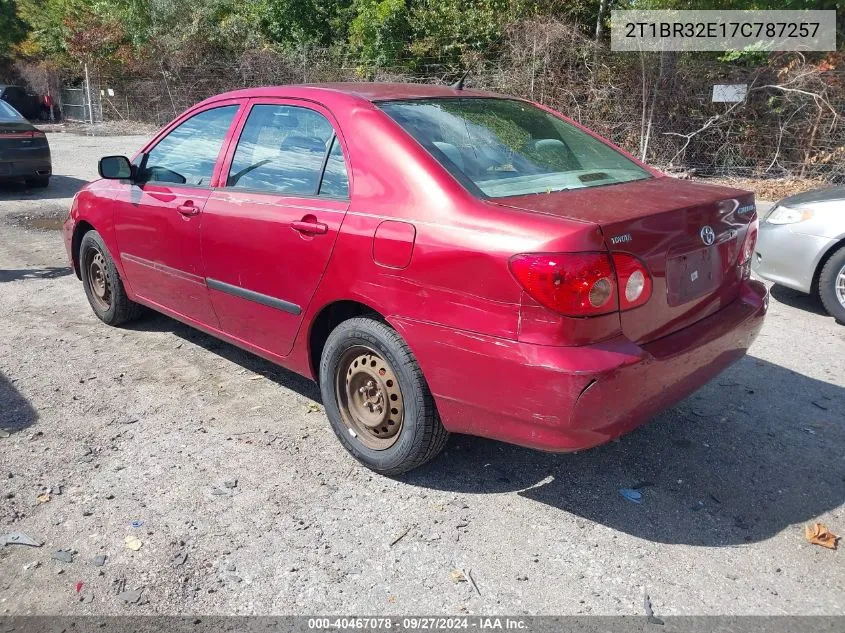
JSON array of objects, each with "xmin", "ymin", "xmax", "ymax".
[{"xmin": 666, "ymin": 247, "xmax": 724, "ymax": 306}]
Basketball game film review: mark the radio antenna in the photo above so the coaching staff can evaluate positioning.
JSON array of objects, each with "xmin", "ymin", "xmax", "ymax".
[{"xmin": 450, "ymin": 53, "xmax": 482, "ymax": 91}]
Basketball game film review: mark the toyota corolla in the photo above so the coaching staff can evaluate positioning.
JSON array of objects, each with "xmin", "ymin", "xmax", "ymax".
[{"xmin": 64, "ymin": 83, "xmax": 767, "ymax": 474}]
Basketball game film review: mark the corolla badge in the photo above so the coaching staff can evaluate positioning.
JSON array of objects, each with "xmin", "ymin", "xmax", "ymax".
[{"xmin": 700, "ymin": 225, "xmax": 716, "ymax": 246}]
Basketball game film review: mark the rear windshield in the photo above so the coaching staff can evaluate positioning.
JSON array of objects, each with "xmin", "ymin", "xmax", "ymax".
[
  {"xmin": 379, "ymin": 98, "xmax": 651, "ymax": 198},
  {"xmin": 0, "ymin": 100, "xmax": 24, "ymax": 121}
]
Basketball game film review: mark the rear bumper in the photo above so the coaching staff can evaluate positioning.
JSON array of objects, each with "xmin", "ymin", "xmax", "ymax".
[
  {"xmin": 0, "ymin": 156, "xmax": 52, "ymax": 179},
  {"xmin": 391, "ymin": 279, "xmax": 768, "ymax": 452}
]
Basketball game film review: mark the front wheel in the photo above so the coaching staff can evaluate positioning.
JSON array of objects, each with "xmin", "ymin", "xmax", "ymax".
[
  {"xmin": 79, "ymin": 230, "xmax": 143, "ymax": 326},
  {"xmin": 319, "ymin": 317, "xmax": 448, "ymax": 475},
  {"xmin": 818, "ymin": 246, "xmax": 845, "ymax": 324}
]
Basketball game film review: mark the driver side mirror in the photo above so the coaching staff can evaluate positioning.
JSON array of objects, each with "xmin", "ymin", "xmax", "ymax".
[{"xmin": 99, "ymin": 155, "xmax": 133, "ymax": 180}]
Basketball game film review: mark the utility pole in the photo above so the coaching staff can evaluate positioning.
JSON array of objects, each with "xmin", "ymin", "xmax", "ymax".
[{"xmin": 84, "ymin": 63, "xmax": 94, "ymax": 125}]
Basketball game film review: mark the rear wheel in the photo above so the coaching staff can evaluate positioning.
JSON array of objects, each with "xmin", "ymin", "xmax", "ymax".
[
  {"xmin": 818, "ymin": 246, "xmax": 845, "ymax": 324},
  {"xmin": 319, "ymin": 317, "xmax": 448, "ymax": 475},
  {"xmin": 79, "ymin": 230, "xmax": 143, "ymax": 326}
]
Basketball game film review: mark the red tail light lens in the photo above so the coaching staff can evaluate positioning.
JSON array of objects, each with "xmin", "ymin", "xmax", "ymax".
[
  {"xmin": 739, "ymin": 217, "xmax": 758, "ymax": 279},
  {"xmin": 510, "ymin": 252, "xmax": 653, "ymax": 317},
  {"xmin": 0, "ymin": 130, "xmax": 46, "ymax": 140},
  {"xmin": 509, "ymin": 252, "xmax": 618, "ymax": 317},
  {"xmin": 741, "ymin": 218, "xmax": 758, "ymax": 265},
  {"xmin": 612, "ymin": 253, "xmax": 652, "ymax": 310}
]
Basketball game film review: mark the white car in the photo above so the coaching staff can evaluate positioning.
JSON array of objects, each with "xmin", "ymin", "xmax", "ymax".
[{"xmin": 753, "ymin": 187, "xmax": 845, "ymax": 323}]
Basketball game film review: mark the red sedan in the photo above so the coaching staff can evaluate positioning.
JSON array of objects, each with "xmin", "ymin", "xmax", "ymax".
[{"xmin": 63, "ymin": 83, "xmax": 767, "ymax": 474}]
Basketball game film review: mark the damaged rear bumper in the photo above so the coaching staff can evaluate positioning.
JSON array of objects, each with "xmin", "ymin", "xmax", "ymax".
[{"xmin": 390, "ymin": 280, "xmax": 768, "ymax": 452}]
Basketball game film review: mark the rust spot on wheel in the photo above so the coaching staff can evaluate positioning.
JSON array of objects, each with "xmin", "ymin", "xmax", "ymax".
[{"xmin": 335, "ymin": 345, "xmax": 404, "ymax": 450}]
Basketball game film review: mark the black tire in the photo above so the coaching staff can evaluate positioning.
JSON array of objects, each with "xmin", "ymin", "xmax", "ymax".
[
  {"xmin": 818, "ymin": 245, "xmax": 845, "ymax": 324},
  {"xmin": 25, "ymin": 176, "xmax": 49, "ymax": 189},
  {"xmin": 319, "ymin": 317, "xmax": 449, "ymax": 475},
  {"xmin": 79, "ymin": 230, "xmax": 143, "ymax": 326}
]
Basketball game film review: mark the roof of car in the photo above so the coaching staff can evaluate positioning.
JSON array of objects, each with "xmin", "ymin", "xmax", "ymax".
[
  {"xmin": 304, "ymin": 82, "xmax": 497, "ymax": 100},
  {"xmin": 199, "ymin": 82, "xmax": 502, "ymax": 108}
]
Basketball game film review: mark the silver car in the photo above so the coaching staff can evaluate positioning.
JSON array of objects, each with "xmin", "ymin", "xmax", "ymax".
[{"xmin": 753, "ymin": 187, "xmax": 845, "ymax": 323}]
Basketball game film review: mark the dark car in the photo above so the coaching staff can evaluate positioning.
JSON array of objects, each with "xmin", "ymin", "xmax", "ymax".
[
  {"xmin": 0, "ymin": 100, "xmax": 51, "ymax": 188},
  {"xmin": 0, "ymin": 85, "xmax": 45, "ymax": 120}
]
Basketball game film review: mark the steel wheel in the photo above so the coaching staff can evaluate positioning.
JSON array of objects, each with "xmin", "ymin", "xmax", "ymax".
[
  {"xmin": 85, "ymin": 247, "xmax": 112, "ymax": 312},
  {"xmin": 335, "ymin": 345, "xmax": 404, "ymax": 450},
  {"xmin": 836, "ymin": 263, "xmax": 845, "ymax": 309}
]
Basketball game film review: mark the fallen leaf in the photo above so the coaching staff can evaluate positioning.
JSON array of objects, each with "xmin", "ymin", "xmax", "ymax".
[
  {"xmin": 36, "ymin": 494, "xmax": 51, "ymax": 504},
  {"xmin": 805, "ymin": 523, "xmax": 838, "ymax": 550},
  {"xmin": 124, "ymin": 535, "xmax": 143, "ymax": 551},
  {"xmin": 305, "ymin": 403, "xmax": 320, "ymax": 413},
  {"xmin": 450, "ymin": 569, "xmax": 467, "ymax": 583}
]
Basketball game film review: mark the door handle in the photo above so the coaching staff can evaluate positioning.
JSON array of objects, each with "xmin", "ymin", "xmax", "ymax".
[
  {"xmin": 177, "ymin": 202, "xmax": 200, "ymax": 217},
  {"xmin": 291, "ymin": 219, "xmax": 328, "ymax": 235}
]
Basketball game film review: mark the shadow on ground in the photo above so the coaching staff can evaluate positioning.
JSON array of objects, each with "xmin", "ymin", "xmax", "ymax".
[
  {"xmin": 123, "ymin": 312, "xmax": 843, "ymax": 548},
  {"xmin": 126, "ymin": 312, "xmax": 320, "ymax": 402},
  {"xmin": 408, "ymin": 354, "xmax": 844, "ymax": 547},
  {"xmin": 0, "ymin": 175, "xmax": 88, "ymax": 201},
  {"xmin": 770, "ymin": 283, "xmax": 829, "ymax": 317},
  {"xmin": 0, "ymin": 266, "xmax": 72, "ymax": 282},
  {"xmin": 0, "ymin": 372, "xmax": 38, "ymax": 434}
]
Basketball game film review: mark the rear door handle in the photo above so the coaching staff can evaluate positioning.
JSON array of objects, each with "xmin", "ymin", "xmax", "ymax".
[
  {"xmin": 177, "ymin": 202, "xmax": 200, "ymax": 217},
  {"xmin": 291, "ymin": 219, "xmax": 328, "ymax": 235}
]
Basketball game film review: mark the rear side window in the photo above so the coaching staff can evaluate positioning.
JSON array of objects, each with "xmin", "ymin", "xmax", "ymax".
[
  {"xmin": 141, "ymin": 105, "xmax": 238, "ymax": 186},
  {"xmin": 226, "ymin": 104, "xmax": 348, "ymax": 197},
  {"xmin": 319, "ymin": 137, "xmax": 349, "ymax": 198}
]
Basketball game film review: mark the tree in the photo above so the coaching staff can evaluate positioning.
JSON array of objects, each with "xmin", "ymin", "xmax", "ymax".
[
  {"xmin": 259, "ymin": 0, "xmax": 354, "ymax": 50},
  {"xmin": 348, "ymin": 0, "xmax": 410, "ymax": 68},
  {"xmin": 0, "ymin": 0, "xmax": 28, "ymax": 58}
]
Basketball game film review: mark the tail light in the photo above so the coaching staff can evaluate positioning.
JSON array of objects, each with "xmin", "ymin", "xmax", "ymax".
[
  {"xmin": 509, "ymin": 252, "xmax": 652, "ymax": 317},
  {"xmin": 613, "ymin": 253, "xmax": 652, "ymax": 310},
  {"xmin": 739, "ymin": 217, "xmax": 758, "ymax": 278},
  {"xmin": 1, "ymin": 130, "xmax": 46, "ymax": 139}
]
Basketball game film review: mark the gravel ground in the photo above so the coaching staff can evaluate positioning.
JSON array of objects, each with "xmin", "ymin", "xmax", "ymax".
[{"xmin": 0, "ymin": 133, "xmax": 843, "ymax": 616}]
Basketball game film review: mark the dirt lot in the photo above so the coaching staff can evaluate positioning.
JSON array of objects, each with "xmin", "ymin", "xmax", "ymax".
[{"xmin": 0, "ymin": 132, "xmax": 843, "ymax": 616}]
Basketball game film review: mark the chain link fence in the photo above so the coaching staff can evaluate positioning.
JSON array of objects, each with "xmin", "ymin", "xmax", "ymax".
[{"xmin": 54, "ymin": 21, "xmax": 845, "ymax": 182}]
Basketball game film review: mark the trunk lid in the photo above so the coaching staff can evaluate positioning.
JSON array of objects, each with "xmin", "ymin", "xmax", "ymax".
[{"xmin": 494, "ymin": 177, "xmax": 757, "ymax": 344}]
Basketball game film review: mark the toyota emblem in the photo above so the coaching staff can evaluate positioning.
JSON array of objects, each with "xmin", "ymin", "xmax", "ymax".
[{"xmin": 700, "ymin": 226, "xmax": 715, "ymax": 246}]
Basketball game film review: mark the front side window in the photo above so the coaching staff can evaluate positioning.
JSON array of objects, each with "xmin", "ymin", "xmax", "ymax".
[
  {"xmin": 379, "ymin": 98, "xmax": 651, "ymax": 198},
  {"xmin": 227, "ymin": 104, "xmax": 346, "ymax": 197},
  {"xmin": 141, "ymin": 105, "xmax": 238, "ymax": 186}
]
